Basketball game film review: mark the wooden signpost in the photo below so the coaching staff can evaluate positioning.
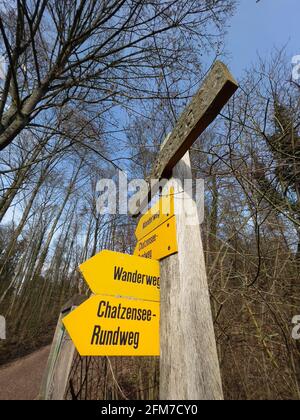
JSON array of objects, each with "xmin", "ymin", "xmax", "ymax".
[
  {"xmin": 136, "ymin": 61, "xmax": 238, "ymax": 400},
  {"xmin": 48, "ymin": 60, "xmax": 237, "ymax": 401}
]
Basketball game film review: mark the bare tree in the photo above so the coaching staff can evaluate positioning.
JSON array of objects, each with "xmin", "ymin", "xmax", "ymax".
[{"xmin": 0, "ymin": 0, "xmax": 235, "ymax": 151}]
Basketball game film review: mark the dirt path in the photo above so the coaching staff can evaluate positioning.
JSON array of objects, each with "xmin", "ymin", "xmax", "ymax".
[{"xmin": 0, "ymin": 346, "xmax": 50, "ymax": 400}]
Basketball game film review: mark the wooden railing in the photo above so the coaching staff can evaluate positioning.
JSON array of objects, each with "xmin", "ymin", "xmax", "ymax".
[{"xmin": 38, "ymin": 295, "xmax": 87, "ymax": 400}]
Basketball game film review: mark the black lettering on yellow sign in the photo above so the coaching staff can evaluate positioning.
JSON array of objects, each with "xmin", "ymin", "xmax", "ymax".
[
  {"xmin": 91, "ymin": 326, "xmax": 140, "ymax": 349},
  {"xmin": 97, "ymin": 300, "xmax": 155, "ymax": 321},
  {"xmin": 142, "ymin": 212, "xmax": 160, "ymax": 230},
  {"xmin": 113, "ymin": 266, "xmax": 160, "ymax": 289},
  {"xmin": 139, "ymin": 250, "xmax": 152, "ymax": 259},
  {"xmin": 90, "ymin": 301, "xmax": 158, "ymax": 350}
]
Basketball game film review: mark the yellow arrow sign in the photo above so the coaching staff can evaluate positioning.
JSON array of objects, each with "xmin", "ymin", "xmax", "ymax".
[
  {"xmin": 63, "ymin": 295, "xmax": 159, "ymax": 356},
  {"xmin": 79, "ymin": 250, "xmax": 160, "ymax": 302},
  {"xmin": 134, "ymin": 216, "xmax": 177, "ymax": 260},
  {"xmin": 135, "ymin": 188, "xmax": 174, "ymax": 241}
]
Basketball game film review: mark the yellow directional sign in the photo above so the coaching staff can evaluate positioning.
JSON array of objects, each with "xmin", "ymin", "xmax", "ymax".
[
  {"xmin": 135, "ymin": 188, "xmax": 174, "ymax": 241},
  {"xmin": 134, "ymin": 216, "xmax": 177, "ymax": 260},
  {"xmin": 63, "ymin": 295, "xmax": 160, "ymax": 356},
  {"xmin": 79, "ymin": 250, "xmax": 160, "ymax": 302}
]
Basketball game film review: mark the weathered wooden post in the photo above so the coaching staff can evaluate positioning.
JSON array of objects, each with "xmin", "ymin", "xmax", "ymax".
[
  {"xmin": 160, "ymin": 151, "xmax": 223, "ymax": 399},
  {"xmin": 137, "ymin": 61, "xmax": 238, "ymax": 400}
]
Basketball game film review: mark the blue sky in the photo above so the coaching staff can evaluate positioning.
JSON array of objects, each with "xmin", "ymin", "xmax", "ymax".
[{"xmin": 224, "ymin": 0, "xmax": 299, "ymax": 78}]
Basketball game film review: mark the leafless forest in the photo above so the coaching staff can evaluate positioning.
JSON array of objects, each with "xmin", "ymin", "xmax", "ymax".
[{"xmin": 0, "ymin": 0, "xmax": 299, "ymax": 400}]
